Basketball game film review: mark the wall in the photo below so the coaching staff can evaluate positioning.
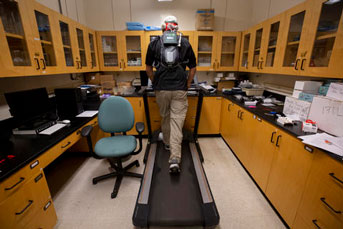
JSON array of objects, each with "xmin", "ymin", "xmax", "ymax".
[
  {"xmin": 84, "ymin": 0, "xmax": 253, "ymax": 31},
  {"xmin": 36, "ymin": 0, "xmax": 87, "ymax": 26},
  {"xmin": 251, "ymin": 0, "xmax": 305, "ymax": 25},
  {"xmin": 0, "ymin": 74, "xmax": 84, "ymax": 120}
]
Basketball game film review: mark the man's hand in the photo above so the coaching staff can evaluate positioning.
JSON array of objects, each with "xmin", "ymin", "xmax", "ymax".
[
  {"xmin": 146, "ymin": 65, "xmax": 154, "ymax": 81},
  {"xmin": 187, "ymin": 81, "xmax": 191, "ymax": 89},
  {"xmin": 187, "ymin": 67, "xmax": 196, "ymax": 89}
]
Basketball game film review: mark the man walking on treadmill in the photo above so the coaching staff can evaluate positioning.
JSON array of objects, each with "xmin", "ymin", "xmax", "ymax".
[{"xmin": 146, "ymin": 16, "xmax": 196, "ymax": 173}]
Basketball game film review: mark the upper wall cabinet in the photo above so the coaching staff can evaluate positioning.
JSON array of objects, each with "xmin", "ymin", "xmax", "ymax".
[
  {"xmin": 299, "ymin": 0, "xmax": 343, "ymax": 78},
  {"xmin": 194, "ymin": 31, "xmax": 218, "ymax": 71},
  {"xmin": 216, "ymin": 32, "xmax": 241, "ymax": 71},
  {"xmin": 0, "ymin": 0, "xmax": 40, "ymax": 77},
  {"xmin": 87, "ymin": 29, "xmax": 99, "ymax": 71},
  {"xmin": 239, "ymin": 30, "xmax": 253, "ymax": 72},
  {"xmin": 97, "ymin": 31, "xmax": 146, "ymax": 71},
  {"xmin": 249, "ymin": 23, "xmax": 266, "ymax": 72}
]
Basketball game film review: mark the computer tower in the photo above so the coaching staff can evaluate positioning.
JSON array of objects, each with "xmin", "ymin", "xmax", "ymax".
[{"xmin": 54, "ymin": 88, "xmax": 84, "ymax": 119}]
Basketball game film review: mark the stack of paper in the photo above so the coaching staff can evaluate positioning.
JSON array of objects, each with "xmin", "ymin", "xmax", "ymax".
[{"xmin": 298, "ymin": 133, "xmax": 343, "ymax": 157}]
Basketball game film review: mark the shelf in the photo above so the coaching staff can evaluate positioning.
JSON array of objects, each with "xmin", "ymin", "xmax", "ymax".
[
  {"xmin": 6, "ymin": 33, "xmax": 24, "ymax": 40},
  {"xmin": 243, "ymin": 51, "xmax": 249, "ymax": 54},
  {"xmin": 254, "ymin": 48, "xmax": 260, "ymax": 52},
  {"xmin": 287, "ymin": 41, "xmax": 300, "ymax": 46},
  {"xmin": 40, "ymin": 40, "xmax": 52, "ymax": 45},
  {"xmin": 221, "ymin": 52, "xmax": 235, "ymax": 54},
  {"xmin": 268, "ymin": 45, "xmax": 276, "ymax": 49},
  {"xmin": 103, "ymin": 51, "xmax": 117, "ymax": 54},
  {"xmin": 63, "ymin": 45, "xmax": 71, "ymax": 49},
  {"xmin": 198, "ymin": 51, "xmax": 212, "ymax": 54},
  {"xmin": 316, "ymin": 33, "xmax": 336, "ymax": 41},
  {"xmin": 79, "ymin": 48, "xmax": 85, "ymax": 51},
  {"xmin": 126, "ymin": 51, "xmax": 141, "ymax": 54}
]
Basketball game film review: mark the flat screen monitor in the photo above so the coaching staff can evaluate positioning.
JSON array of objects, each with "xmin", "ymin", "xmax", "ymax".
[{"xmin": 4, "ymin": 88, "xmax": 51, "ymax": 121}]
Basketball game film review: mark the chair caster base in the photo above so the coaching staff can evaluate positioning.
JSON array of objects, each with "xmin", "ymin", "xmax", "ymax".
[
  {"xmin": 111, "ymin": 191, "xmax": 118, "ymax": 198},
  {"xmin": 136, "ymin": 161, "xmax": 140, "ymax": 167},
  {"xmin": 92, "ymin": 179, "xmax": 97, "ymax": 185}
]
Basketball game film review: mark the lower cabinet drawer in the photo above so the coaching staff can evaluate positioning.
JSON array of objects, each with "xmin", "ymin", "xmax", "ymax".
[
  {"xmin": 0, "ymin": 171, "xmax": 52, "ymax": 228},
  {"xmin": 293, "ymin": 212, "xmax": 342, "ymax": 229},
  {"xmin": 26, "ymin": 199, "xmax": 57, "ymax": 229}
]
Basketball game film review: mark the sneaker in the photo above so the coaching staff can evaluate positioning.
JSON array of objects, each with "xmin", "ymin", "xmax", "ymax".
[
  {"xmin": 169, "ymin": 158, "xmax": 180, "ymax": 174},
  {"xmin": 164, "ymin": 144, "xmax": 170, "ymax": 151}
]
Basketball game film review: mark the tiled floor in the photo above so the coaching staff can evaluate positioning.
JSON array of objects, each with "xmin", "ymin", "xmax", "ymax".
[{"xmin": 46, "ymin": 138, "xmax": 285, "ymax": 229}]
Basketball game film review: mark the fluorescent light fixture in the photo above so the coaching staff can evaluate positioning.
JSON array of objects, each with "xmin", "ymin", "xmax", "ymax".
[{"xmin": 158, "ymin": 0, "xmax": 173, "ymax": 2}]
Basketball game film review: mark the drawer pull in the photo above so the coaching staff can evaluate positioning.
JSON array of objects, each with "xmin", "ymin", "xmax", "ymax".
[
  {"xmin": 61, "ymin": 141, "xmax": 71, "ymax": 148},
  {"xmin": 228, "ymin": 104, "xmax": 231, "ymax": 111},
  {"xmin": 237, "ymin": 110, "xmax": 241, "ymax": 118},
  {"xmin": 15, "ymin": 200, "xmax": 33, "ymax": 215},
  {"xmin": 270, "ymin": 132, "xmax": 276, "ymax": 143},
  {"xmin": 34, "ymin": 173, "xmax": 43, "ymax": 183},
  {"xmin": 44, "ymin": 201, "xmax": 51, "ymax": 211},
  {"xmin": 4, "ymin": 177, "xmax": 25, "ymax": 191},
  {"xmin": 329, "ymin": 172, "xmax": 343, "ymax": 185},
  {"xmin": 30, "ymin": 160, "xmax": 39, "ymax": 169},
  {"xmin": 239, "ymin": 111, "xmax": 244, "ymax": 120},
  {"xmin": 320, "ymin": 197, "xmax": 341, "ymax": 214},
  {"xmin": 276, "ymin": 135, "xmax": 282, "ymax": 147},
  {"xmin": 312, "ymin": 220, "xmax": 321, "ymax": 229}
]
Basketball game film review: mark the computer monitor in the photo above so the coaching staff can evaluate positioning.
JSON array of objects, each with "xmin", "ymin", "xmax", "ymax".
[{"xmin": 5, "ymin": 88, "xmax": 51, "ymax": 122}]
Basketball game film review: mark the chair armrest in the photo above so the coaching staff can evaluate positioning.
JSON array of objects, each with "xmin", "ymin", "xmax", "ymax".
[
  {"xmin": 135, "ymin": 122, "xmax": 145, "ymax": 134},
  {"xmin": 81, "ymin": 125, "xmax": 93, "ymax": 137}
]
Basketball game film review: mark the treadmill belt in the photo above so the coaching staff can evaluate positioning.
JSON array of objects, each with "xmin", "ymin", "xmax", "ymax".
[{"xmin": 148, "ymin": 141, "xmax": 204, "ymax": 226}]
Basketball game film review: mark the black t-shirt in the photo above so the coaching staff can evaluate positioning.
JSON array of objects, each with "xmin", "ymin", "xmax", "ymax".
[
  {"xmin": 145, "ymin": 37, "xmax": 197, "ymax": 69},
  {"xmin": 145, "ymin": 36, "xmax": 196, "ymax": 90}
]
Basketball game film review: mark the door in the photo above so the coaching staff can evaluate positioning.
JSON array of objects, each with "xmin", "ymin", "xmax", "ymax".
[
  {"xmin": 126, "ymin": 97, "xmax": 146, "ymax": 135},
  {"xmin": 97, "ymin": 31, "xmax": 121, "ymax": 71},
  {"xmin": 198, "ymin": 97, "xmax": 222, "ymax": 134},
  {"xmin": 57, "ymin": 15, "xmax": 77, "ymax": 72},
  {"xmin": 28, "ymin": 1, "xmax": 64, "ymax": 75},
  {"xmin": 266, "ymin": 130, "xmax": 314, "ymax": 226},
  {"xmin": 260, "ymin": 14, "xmax": 285, "ymax": 73},
  {"xmin": 74, "ymin": 24, "xmax": 88, "ymax": 72},
  {"xmin": 194, "ymin": 31, "xmax": 217, "ymax": 71},
  {"xmin": 278, "ymin": 1, "xmax": 312, "ymax": 75},
  {"xmin": 87, "ymin": 29, "xmax": 98, "ymax": 71},
  {"xmin": 250, "ymin": 24, "xmax": 266, "ymax": 72},
  {"xmin": 239, "ymin": 31, "xmax": 252, "ymax": 71},
  {"xmin": 121, "ymin": 31, "xmax": 145, "ymax": 71},
  {"xmin": 300, "ymin": 0, "xmax": 343, "ymax": 78},
  {"xmin": 216, "ymin": 32, "xmax": 241, "ymax": 71},
  {"xmin": 0, "ymin": 0, "xmax": 40, "ymax": 77}
]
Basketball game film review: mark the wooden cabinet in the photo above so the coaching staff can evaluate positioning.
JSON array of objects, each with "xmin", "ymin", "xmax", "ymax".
[
  {"xmin": 265, "ymin": 129, "xmax": 314, "ymax": 226},
  {"xmin": 87, "ymin": 29, "xmax": 99, "ymax": 71},
  {"xmin": 239, "ymin": 30, "xmax": 253, "ymax": 72},
  {"xmin": 293, "ymin": 150, "xmax": 343, "ymax": 229},
  {"xmin": 298, "ymin": 0, "xmax": 343, "ymax": 78},
  {"xmin": 126, "ymin": 97, "xmax": 147, "ymax": 135},
  {"xmin": 198, "ymin": 97, "xmax": 222, "ymax": 134},
  {"xmin": 97, "ymin": 31, "xmax": 145, "ymax": 71},
  {"xmin": 184, "ymin": 96, "xmax": 198, "ymax": 132},
  {"xmin": 249, "ymin": 23, "xmax": 266, "ymax": 72},
  {"xmin": 216, "ymin": 32, "xmax": 241, "ymax": 71},
  {"xmin": 194, "ymin": 31, "xmax": 218, "ymax": 71},
  {"xmin": 0, "ymin": 171, "xmax": 56, "ymax": 229}
]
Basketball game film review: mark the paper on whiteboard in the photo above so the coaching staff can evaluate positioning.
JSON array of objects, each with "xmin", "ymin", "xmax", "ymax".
[
  {"xmin": 283, "ymin": 96, "xmax": 311, "ymax": 121},
  {"xmin": 76, "ymin": 111, "xmax": 98, "ymax": 117}
]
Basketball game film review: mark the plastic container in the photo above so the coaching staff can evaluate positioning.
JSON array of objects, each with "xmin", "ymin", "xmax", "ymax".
[{"xmin": 242, "ymin": 88, "xmax": 264, "ymax": 96}]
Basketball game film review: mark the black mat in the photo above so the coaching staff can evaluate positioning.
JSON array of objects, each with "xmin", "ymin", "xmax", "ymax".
[{"xmin": 148, "ymin": 141, "xmax": 204, "ymax": 226}]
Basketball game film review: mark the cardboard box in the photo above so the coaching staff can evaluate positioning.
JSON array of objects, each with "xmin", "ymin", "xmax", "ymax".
[
  {"xmin": 308, "ymin": 96, "xmax": 343, "ymax": 137},
  {"xmin": 196, "ymin": 9, "xmax": 214, "ymax": 31},
  {"xmin": 100, "ymin": 75, "xmax": 115, "ymax": 94},
  {"xmin": 294, "ymin": 81, "xmax": 322, "ymax": 92},
  {"xmin": 218, "ymin": 80, "xmax": 235, "ymax": 91},
  {"xmin": 326, "ymin": 82, "xmax": 343, "ymax": 101},
  {"xmin": 283, "ymin": 96, "xmax": 312, "ymax": 121}
]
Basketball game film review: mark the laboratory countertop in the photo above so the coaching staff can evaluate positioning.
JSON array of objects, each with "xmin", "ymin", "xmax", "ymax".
[{"xmin": 0, "ymin": 117, "xmax": 94, "ymax": 182}]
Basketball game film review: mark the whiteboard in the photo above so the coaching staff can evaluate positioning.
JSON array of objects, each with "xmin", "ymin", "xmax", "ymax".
[{"xmin": 283, "ymin": 96, "xmax": 311, "ymax": 121}]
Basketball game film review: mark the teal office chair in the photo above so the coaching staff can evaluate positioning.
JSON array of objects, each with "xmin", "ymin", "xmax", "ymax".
[{"xmin": 81, "ymin": 96, "xmax": 144, "ymax": 198}]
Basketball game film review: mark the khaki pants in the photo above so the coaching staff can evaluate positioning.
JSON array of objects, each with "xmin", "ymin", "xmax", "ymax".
[{"xmin": 155, "ymin": 90, "xmax": 188, "ymax": 163}]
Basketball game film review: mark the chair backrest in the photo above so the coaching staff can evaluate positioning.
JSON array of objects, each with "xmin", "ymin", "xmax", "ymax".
[{"xmin": 98, "ymin": 96, "xmax": 134, "ymax": 133}]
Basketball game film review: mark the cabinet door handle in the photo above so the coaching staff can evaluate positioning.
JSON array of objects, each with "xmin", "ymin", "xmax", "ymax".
[
  {"xmin": 320, "ymin": 197, "xmax": 342, "ymax": 214},
  {"xmin": 4, "ymin": 177, "xmax": 25, "ymax": 191},
  {"xmin": 237, "ymin": 110, "xmax": 241, "ymax": 118},
  {"xmin": 15, "ymin": 200, "xmax": 33, "ymax": 215},
  {"xmin": 301, "ymin": 58, "xmax": 306, "ymax": 71},
  {"xmin": 217, "ymin": 60, "xmax": 219, "ymax": 69},
  {"xmin": 312, "ymin": 220, "xmax": 321, "ymax": 229},
  {"xmin": 257, "ymin": 61, "xmax": 260, "ymax": 69},
  {"xmin": 34, "ymin": 58, "xmax": 40, "ymax": 70},
  {"xmin": 270, "ymin": 131, "xmax": 276, "ymax": 143},
  {"xmin": 239, "ymin": 111, "xmax": 244, "ymax": 120},
  {"xmin": 40, "ymin": 58, "xmax": 46, "ymax": 70},
  {"xmin": 79, "ymin": 61, "xmax": 82, "ymax": 69},
  {"xmin": 276, "ymin": 135, "xmax": 282, "ymax": 147},
  {"xmin": 228, "ymin": 104, "xmax": 231, "ymax": 111},
  {"xmin": 329, "ymin": 173, "xmax": 343, "ymax": 185},
  {"xmin": 212, "ymin": 61, "xmax": 215, "ymax": 69},
  {"xmin": 123, "ymin": 61, "xmax": 126, "ymax": 69},
  {"xmin": 294, "ymin": 58, "xmax": 300, "ymax": 70},
  {"xmin": 61, "ymin": 141, "xmax": 71, "ymax": 149},
  {"xmin": 246, "ymin": 61, "xmax": 248, "ymax": 69},
  {"xmin": 119, "ymin": 61, "xmax": 122, "ymax": 69},
  {"xmin": 260, "ymin": 60, "xmax": 263, "ymax": 69}
]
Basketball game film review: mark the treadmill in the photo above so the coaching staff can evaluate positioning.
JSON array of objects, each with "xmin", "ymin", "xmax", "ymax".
[{"xmin": 133, "ymin": 90, "xmax": 220, "ymax": 228}]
